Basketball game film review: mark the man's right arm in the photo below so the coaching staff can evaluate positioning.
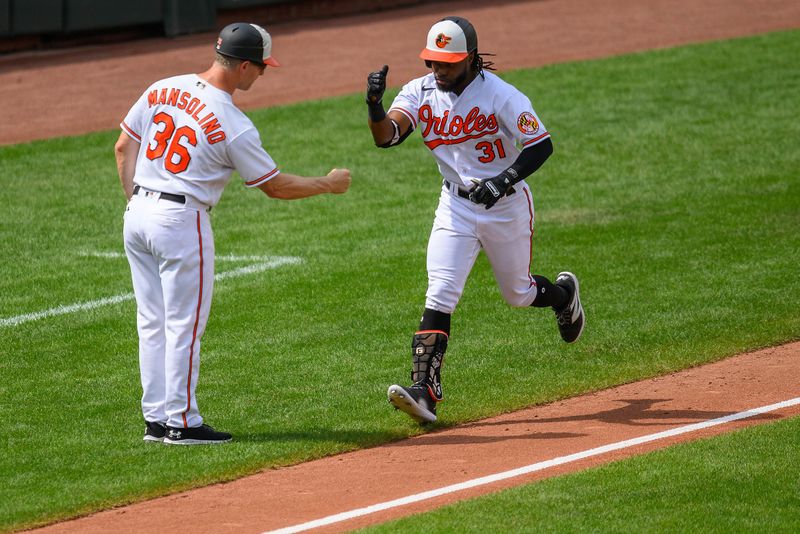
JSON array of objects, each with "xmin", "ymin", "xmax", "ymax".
[
  {"xmin": 366, "ymin": 65, "xmax": 413, "ymax": 148},
  {"xmin": 115, "ymin": 131, "xmax": 140, "ymax": 200}
]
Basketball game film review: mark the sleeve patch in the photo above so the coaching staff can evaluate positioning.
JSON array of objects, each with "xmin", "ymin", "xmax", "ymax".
[{"xmin": 517, "ymin": 112, "xmax": 540, "ymax": 135}]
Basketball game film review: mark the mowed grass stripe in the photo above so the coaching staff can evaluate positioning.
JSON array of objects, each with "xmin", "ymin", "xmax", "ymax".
[{"xmin": 0, "ymin": 29, "xmax": 798, "ymax": 531}]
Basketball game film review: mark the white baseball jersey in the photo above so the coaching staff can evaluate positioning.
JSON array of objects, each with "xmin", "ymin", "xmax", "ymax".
[
  {"xmin": 389, "ymin": 71, "xmax": 549, "ymax": 187},
  {"xmin": 389, "ymin": 71, "xmax": 550, "ymax": 314},
  {"xmin": 121, "ymin": 74, "xmax": 279, "ymax": 206}
]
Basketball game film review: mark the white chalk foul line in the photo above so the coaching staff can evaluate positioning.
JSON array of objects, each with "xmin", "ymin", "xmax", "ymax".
[
  {"xmin": 80, "ymin": 251, "xmax": 283, "ymax": 263},
  {"xmin": 1, "ymin": 256, "xmax": 302, "ymax": 328},
  {"xmin": 81, "ymin": 251, "xmax": 128, "ymax": 259},
  {"xmin": 264, "ymin": 396, "xmax": 800, "ymax": 534},
  {"xmin": 214, "ymin": 257, "xmax": 302, "ymax": 280}
]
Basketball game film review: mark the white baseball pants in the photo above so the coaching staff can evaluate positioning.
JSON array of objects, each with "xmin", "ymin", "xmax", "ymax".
[
  {"xmin": 425, "ymin": 181, "xmax": 537, "ymax": 314},
  {"xmin": 123, "ymin": 189, "xmax": 214, "ymax": 429}
]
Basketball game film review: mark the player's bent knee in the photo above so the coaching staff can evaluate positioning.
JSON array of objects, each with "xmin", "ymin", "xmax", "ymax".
[
  {"xmin": 501, "ymin": 291, "xmax": 536, "ymax": 308},
  {"xmin": 424, "ymin": 297, "xmax": 457, "ymax": 315}
]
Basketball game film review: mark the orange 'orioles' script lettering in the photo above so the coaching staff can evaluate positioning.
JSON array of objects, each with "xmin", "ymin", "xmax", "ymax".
[
  {"xmin": 418, "ymin": 105, "xmax": 499, "ymax": 150},
  {"xmin": 148, "ymin": 88, "xmax": 226, "ymax": 145}
]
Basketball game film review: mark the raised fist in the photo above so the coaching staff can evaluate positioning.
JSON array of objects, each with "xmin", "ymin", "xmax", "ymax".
[{"xmin": 366, "ymin": 65, "xmax": 389, "ymax": 104}]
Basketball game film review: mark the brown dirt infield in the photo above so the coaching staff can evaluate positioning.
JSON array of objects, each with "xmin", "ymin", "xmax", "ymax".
[{"xmin": 10, "ymin": 0, "xmax": 800, "ymax": 532}]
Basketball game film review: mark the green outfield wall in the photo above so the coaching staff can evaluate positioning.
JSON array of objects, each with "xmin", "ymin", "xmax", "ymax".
[{"xmin": 0, "ymin": 0, "xmax": 428, "ymax": 51}]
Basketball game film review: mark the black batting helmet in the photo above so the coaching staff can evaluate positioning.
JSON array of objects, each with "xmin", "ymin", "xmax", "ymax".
[{"xmin": 215, "ymin": 22, "xmax": 280, "ymax": 67}]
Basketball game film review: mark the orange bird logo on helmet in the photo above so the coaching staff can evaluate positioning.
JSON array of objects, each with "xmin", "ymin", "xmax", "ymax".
[{"xmin": 435, "ymin": 33, "xmax": 452, "ymax": 49}]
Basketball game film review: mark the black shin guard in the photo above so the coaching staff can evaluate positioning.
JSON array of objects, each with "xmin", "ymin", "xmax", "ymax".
[{"xmin": 411, "ymin": 330, "xmax": 448, "ymax": 401}]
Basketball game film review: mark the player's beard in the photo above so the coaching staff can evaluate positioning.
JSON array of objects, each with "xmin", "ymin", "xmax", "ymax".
[{"xmin": 436, "ymin": 68, "xmax": 470, "ymax": 92}]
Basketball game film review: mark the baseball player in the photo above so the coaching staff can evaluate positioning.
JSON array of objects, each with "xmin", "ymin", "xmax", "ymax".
[
  {"xmin": 115, "ymin": 22, "xmax": 351, "ymax": 445},
  {"xmin": 366, "ymin": 16, "xmax": 585, "ymax": 424}
]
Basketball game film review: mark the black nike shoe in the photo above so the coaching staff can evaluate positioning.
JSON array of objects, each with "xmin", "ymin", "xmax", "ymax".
[
  {"xmin": 143, "ymin": 421, "xmax": 167, "ymax": 443},
  {"xmin": 554, "ymin": 271, "xmax": 585, "ymax": 343},
  {"xmin": 387, "ymin": 383, "xmax": 437, "ymax": 424},
  {"xmin": 163, "ymin": 424, "xmax": 232, "ymax": 445}
]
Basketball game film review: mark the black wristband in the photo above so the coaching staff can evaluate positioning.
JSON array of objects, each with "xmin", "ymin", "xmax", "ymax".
[
  {"xmin": 367, "ymin": 100, "xmax": 386, "ymax": 122},
  {"xmin": 495, "ymin": 169, "xmax": 520, "ymax": 189}
]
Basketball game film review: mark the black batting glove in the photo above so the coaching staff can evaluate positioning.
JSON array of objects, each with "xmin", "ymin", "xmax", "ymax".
[
  {"xmin": 366, "ymin": 65, "xmax": 389, "ymax": 104},
  {"xmin": 469, "ymin": 171, "xmax": 517, "ymax": 210},
  {"xmin": 366, "ymin": 65, "xmax": 389, "ymax": 122}
]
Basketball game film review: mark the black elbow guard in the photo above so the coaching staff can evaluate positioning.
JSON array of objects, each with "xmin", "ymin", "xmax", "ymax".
[{"xmin": 377, "ymin": 119, "xmax": 412, "ymax": 148}]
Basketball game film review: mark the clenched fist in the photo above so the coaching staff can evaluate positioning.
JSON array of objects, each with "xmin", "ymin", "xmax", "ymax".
[
  {"xmin": 469, "ymin": 171, "xmax": 516, "ymax": 209},
  {"xmin": 326, "ymin": 168, "xmax": 352, "ymax": 194}
]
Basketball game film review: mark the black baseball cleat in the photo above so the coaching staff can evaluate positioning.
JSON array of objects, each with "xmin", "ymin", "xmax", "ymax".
[
  {"xmin": 163, "ymin": 424, "xmax": 232, "ymax": 445},
  {"xmin": 387, "ymin": 383, "xmax": 437, "ymax": 424},
  {"xmin": 554, "ymin": 271, "xmax": 585, "ymax": 343},
  {"xmin": 143, "ymin": 421, "xmax": 167, "ymax": 443}
]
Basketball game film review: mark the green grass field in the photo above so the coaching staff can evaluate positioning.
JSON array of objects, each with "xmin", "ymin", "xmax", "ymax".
[{"xmin": 1, "ymin": 29, "xmax": 798, "ymax": 531}]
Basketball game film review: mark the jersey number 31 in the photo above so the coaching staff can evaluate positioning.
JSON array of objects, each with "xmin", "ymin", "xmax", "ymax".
[
  {"xmin": 146, "ymin": 112, "xmax": 197, "ymax": 174},
  {"xmin": 475, "ymin": 139, "xmax": 506, "ymax": 163}
]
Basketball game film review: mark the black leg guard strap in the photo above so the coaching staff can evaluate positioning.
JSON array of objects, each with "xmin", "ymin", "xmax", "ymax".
[
  {"xmin": 419, "ymin": 308, "xmax": 451, "ymax": 335},
  {"xmin": 411, "ymin": 330, "xmax": 448, "ymax": 401}
]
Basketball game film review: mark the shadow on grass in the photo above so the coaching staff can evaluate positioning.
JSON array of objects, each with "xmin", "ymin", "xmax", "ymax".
[
  {"xmin": 234, "ymin": 428, "xmax": 405, "ymax": 445},
  {"xmin": 233, "ymin": 399, "xmax": 779, "ymax": 447}
]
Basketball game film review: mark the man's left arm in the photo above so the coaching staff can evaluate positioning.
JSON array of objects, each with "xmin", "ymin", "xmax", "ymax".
[
  {"xmin": 257, "ymin": 169, "xmax": 351, "ymax": 199},
  {"xmin": 469, "ymin": 138, "xmax": 553, "ymax": 209}
]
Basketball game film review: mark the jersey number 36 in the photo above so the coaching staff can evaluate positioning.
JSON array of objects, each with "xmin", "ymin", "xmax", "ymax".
[{"xmin": 146, "ymin": 112, "xmax": 197, "ymax": 174}]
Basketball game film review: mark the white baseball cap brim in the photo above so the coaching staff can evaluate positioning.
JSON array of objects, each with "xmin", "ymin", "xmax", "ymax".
[{"xmin": 419, "ymin": 20, "xmax": 469, "ymax": 63}]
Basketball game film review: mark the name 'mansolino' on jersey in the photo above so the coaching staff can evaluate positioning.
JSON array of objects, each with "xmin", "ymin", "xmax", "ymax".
[{"xmin": 146, "ymin": 87, "xmax": 226, "ymax": 144}]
